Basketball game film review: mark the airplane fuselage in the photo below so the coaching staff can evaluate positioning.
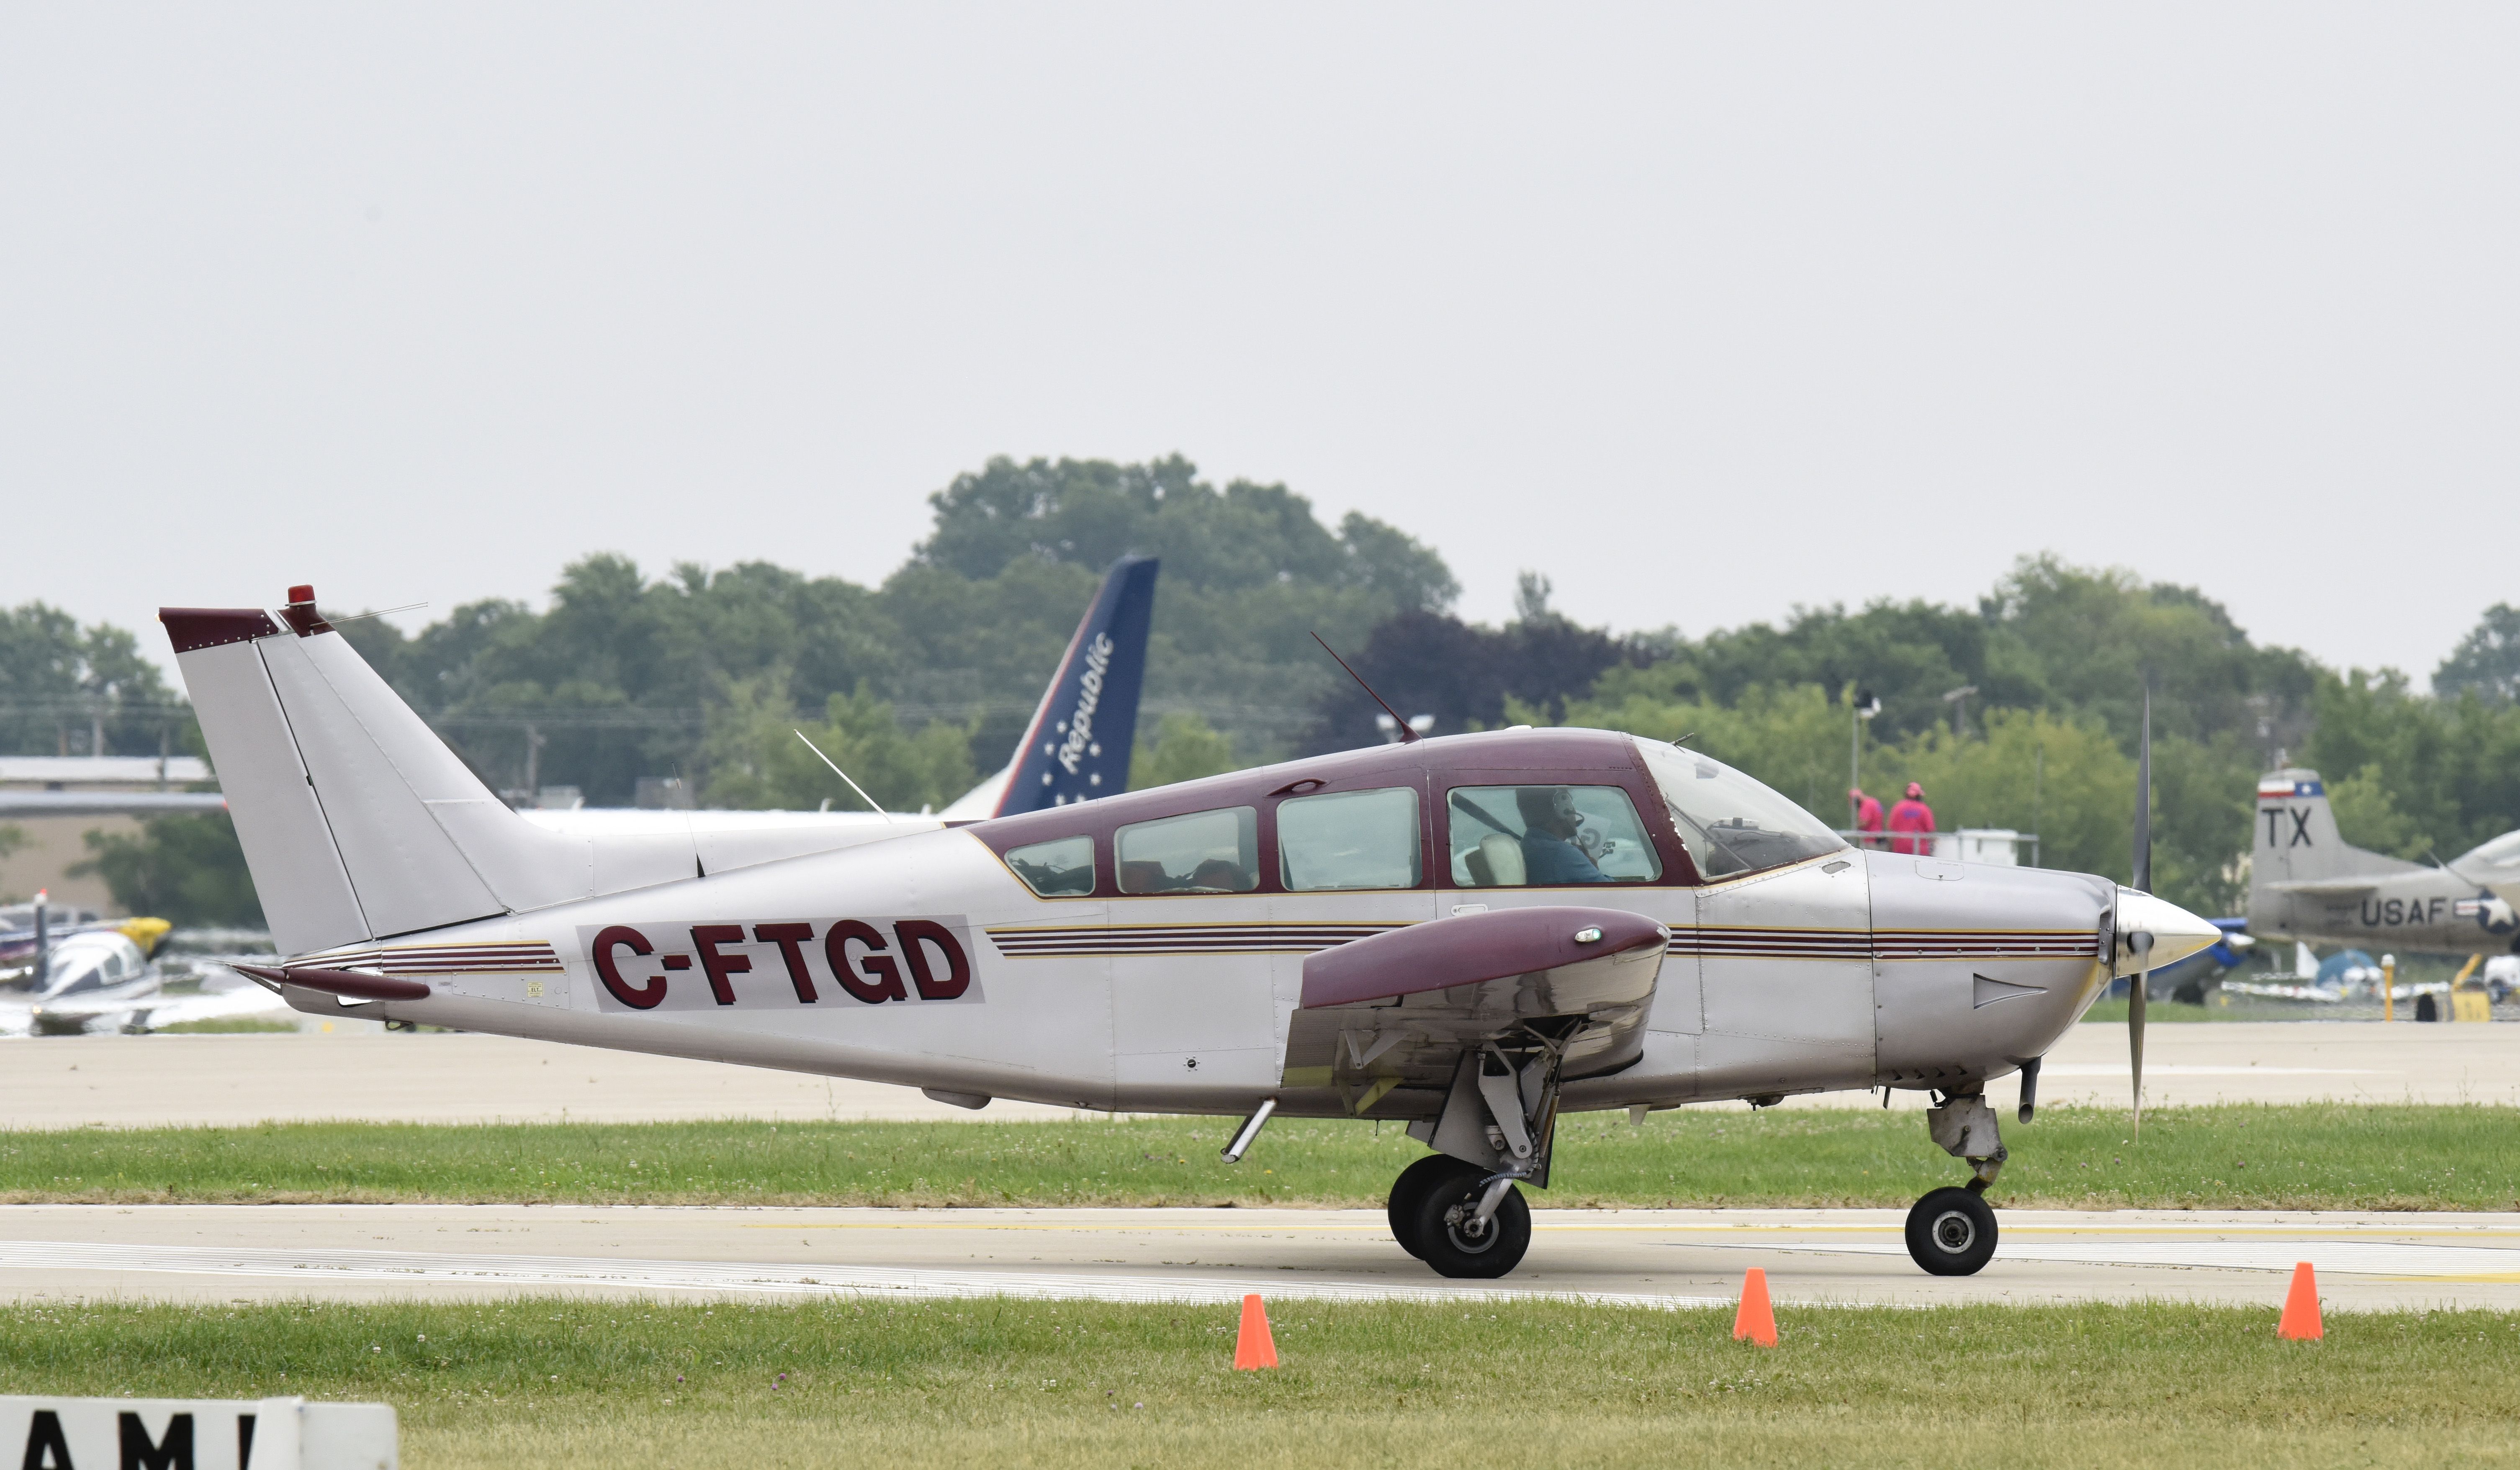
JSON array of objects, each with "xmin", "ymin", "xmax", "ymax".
[
  {"xmin": 2254, "ymin": 865, "xmax": 2520, "ymax": 955},
  {"xmin": 279, "ymin": 730, "xmax": 2125, "ymax": 1118}
]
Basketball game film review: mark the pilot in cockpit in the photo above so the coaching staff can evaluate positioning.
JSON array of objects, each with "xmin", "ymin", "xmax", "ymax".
[{"xmin": 1515, "ymin": 786, "xmax": 1610, "ymax": 884}]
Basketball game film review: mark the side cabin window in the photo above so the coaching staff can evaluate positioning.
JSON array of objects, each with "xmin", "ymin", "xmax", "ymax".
[
  {"xmin": 1117, "ymin": 807, "xmax": 1260, "ymax": 894},
  {"xmin": 1004, "ymin": 835, "xmax": 1095, "ymax": 897},
  {"xmin": 1447, "ymin": 785, "xmax": 1661, "ymax": 887},
  {"xmin": 1279, "ymin": 786, "xmax": 1421, "ymax": 891}
]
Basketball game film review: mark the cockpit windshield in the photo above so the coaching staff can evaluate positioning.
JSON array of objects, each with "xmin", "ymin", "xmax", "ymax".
[
  {"xmin": 1636, "ymin": 738, "xmax": 1847, "ymax": 880},
  {"xmin": 38, "ymin": 934, "xmax": 143, "ymax": 1000}
]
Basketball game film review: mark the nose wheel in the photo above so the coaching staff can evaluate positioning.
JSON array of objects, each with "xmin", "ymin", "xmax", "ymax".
[{"xmin": 1905, "ymin": 1186, "xmax": 1998, "ymax": 1275}]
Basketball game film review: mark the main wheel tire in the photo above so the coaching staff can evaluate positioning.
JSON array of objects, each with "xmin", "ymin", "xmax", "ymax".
[
  {"xmin": 1387, "ymin": 1155, "xmax": 1482, "ymax": 1259},
  {"xmin": 1904, "ymin": 1186, "xmax": 1998, "ymax": 1276},
  {"xmin": 1410, "ymin": 1174, "xmax": 1532, "ymax": 1280}
]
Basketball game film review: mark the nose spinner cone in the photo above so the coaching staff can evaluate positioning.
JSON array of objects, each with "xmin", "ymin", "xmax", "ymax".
[{"xmin": 2111, "ymin": 888, "xmax": 2221, "ymax": 976}]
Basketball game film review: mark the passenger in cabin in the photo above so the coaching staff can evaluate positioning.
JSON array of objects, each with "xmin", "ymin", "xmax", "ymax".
[
  {"xmin": 1515, "ymin": 786, "xmax": 1610, "ymax": 884},
  {"xmin": 1188, "ymin": 858, "xmax": 1250, "ymax": 892}
]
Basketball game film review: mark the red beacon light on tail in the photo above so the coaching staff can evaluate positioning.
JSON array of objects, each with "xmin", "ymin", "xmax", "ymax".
[{"xmin": 280, "ymin": 585, "xmax": 332, "ymax": 637}]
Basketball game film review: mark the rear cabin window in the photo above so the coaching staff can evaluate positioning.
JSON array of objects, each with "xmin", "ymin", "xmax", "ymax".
[
  {"xmin": 1278, "ymin": 786, "xmax": 1421, "ymax": 891},
  {"xmin": 1116, "ymin": 807, "xmax": 1260, "ymax": 894},
  {"xmin": 1446, "ymin": 785, "xmax": 1661, "ymax": 887},
  {"xmin": 1003, "ymin": 835, "xmax": 1095, "ymax": 897}
]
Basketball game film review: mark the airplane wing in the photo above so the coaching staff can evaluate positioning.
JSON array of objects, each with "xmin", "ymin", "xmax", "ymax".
[{"xmin": 1281, "ymin": 907, "xmax": 1668, "ymax": 1113}]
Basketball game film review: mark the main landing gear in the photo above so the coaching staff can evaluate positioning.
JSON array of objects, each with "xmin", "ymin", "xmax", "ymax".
[
  {"xmin": 1386, "ymin": 1154, "xmax": 1533, "ymax": 1278},
  {"xmin": 1383, "ymin": 1046, "xmax": 1557, "ymax": 1279},
  {"xmin": 1906, "ymin": 1091, "xmax": 2006, "ymax": 1276}
]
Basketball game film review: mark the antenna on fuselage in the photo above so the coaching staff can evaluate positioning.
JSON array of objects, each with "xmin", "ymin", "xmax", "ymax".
[
  {"xmin": 794, "ymin": 730, "xmax": 897, "ymax": 823},
  {"xmin": 1311, "ymin": 632, "xmax": 1421, "ymax": 745}
]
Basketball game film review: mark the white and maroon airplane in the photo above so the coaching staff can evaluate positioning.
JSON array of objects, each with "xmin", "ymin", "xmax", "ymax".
[{"xmin": 160, "ymin": 586, "xmax": 2216, "ymax": 1280}]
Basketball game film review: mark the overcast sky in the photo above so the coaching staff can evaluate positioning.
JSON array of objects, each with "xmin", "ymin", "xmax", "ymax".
[{"xmin": 5, "ymin": 5, "xmax": 2512, "ymax": 681}]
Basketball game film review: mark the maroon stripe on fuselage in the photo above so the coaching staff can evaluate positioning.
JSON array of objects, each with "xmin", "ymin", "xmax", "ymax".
[{"xmin": 988, "ymin": 922, "xmax": 2099, "ymax": 962}]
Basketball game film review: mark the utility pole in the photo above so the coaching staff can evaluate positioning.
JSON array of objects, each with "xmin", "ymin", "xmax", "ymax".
[
  {"xmin": 522, "ymin": 722, "xmax": 548, "ymax": 805},
  {"xmin": 2031, "ymin": 742, "xmax": 2044, "ymax": 868}
]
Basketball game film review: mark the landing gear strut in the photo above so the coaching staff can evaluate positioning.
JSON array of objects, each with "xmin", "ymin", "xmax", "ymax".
[{"xmin": 1905, "ymin": 1092, "xmax": 2005, "ymax": 1276}]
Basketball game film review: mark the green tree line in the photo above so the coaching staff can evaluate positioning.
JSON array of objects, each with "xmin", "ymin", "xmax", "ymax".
[{"xmin": 7, "ymin": 457, "xmax": 2515, "ymax": 930}]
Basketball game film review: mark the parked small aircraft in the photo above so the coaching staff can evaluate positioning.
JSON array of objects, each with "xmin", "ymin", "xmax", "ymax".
[
  {"xmin": 162, "ymin": 587, "xmax": 2217, "ymax": 1279},
  {"xmin": 0, "ymin": 919, "xmax": 283, "ymax": 1035},
  {"xmin": 2249, "ymin": 769, "xmax": 2520, "ymax": 956}
]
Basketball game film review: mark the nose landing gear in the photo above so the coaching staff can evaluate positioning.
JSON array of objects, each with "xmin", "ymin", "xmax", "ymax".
[{"xmin": 1905, "ymin": 1091, "xmax": 2006, "ymax": 1276}]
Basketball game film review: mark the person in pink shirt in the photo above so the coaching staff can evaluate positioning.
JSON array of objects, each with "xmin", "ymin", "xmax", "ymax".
[
  {"xmin": 1848, "ymin": 787, "xmax": 1884, "ymax": 848},
  {"xmin": 1886, "ymin": 782, "xmax": 1936, "ymax": 856}
]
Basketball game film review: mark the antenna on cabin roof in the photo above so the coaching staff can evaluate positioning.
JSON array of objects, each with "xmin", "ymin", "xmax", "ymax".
[
  {"xmin": 1311, "ymin": 632, "xmax": 1422, "ymax": 745},
  {"xmin": 794, "ymin": 730, "xmax": 897, "ymax": 822}
]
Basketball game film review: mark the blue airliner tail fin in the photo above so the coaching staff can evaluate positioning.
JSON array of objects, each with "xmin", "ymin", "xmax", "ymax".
[{"xmin": 979, "ymin": 555, "xmax": 1160, "ymax": 816}]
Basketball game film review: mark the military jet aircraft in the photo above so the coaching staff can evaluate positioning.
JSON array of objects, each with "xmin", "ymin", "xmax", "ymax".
[
  {"xmin": 159, "ymin": 587, "xmax": 2217, "ymax": 1280},
  {"xmin": 2249, "ymin": 769, "xmax": 2520, "ymax": 956}
]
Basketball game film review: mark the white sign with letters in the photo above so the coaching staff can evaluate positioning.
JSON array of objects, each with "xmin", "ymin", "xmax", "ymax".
[{"xmin": 0, "ymin": 1396, "xmax": 395, "ymax": 1470}]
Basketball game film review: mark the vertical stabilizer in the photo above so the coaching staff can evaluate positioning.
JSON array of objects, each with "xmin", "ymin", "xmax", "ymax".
[
  {"xmin": 975, "ymin": 555, "xmax": 1160, "ymax": 816},
  {"xmin": 2252, "ymin": 768, "xmax": 2420, "ymax": 888},
  {"xmin": 163, "ymin": 590, "xmax": 691, "ymax": 955}
]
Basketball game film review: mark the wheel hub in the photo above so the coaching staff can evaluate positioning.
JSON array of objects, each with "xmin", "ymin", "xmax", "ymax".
[{"xmin": 1931, "ymin": 1209, "xmax": 1977, "ymax": 1254}]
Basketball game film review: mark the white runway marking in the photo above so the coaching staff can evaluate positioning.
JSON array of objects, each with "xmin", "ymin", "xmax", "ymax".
[
  {"xmin": 0, "ymin": 1239, "xmax": 1714, "ymax": 1310},
  {"xmin": 2039, "ymin": 1065, "xmax": 2375, "ymax": 1077},
  {"xmin": 1769, "ymin": 1238, "xmax": 2520, "ymax": 1278}
]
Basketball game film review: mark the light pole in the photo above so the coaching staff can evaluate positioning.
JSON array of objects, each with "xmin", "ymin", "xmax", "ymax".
[
  {"xmin": 1849, "ymin": 688, "xmax": 1879, "ymax": 830},
  {"xmin": 1942, "ymin": 684, "xmax": 1978, "ymax": 740}
]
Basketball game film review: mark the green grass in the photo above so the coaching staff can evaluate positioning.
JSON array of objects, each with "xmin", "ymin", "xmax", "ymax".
[
  {"xmin": 6, "ymin": 1103, "xmax": 2518, "ymax": 1210},
  {"xmin": 151, "ymin": 1016, "xmax": 298, "ymax": 1033},
  {"xmin": 6, "ymin": 1297, "xmax": 2517, "ymax": 1468}
]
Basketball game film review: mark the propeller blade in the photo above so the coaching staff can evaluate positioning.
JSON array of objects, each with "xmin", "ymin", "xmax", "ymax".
[{"xmin": 2129, "ymin": 962, "xmax": 2145, "ymax": 1138}]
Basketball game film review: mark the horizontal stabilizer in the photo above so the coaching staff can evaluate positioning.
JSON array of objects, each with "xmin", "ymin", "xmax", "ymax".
[
  {"xmin": 234, "ymin": 963, "xmax": 432, "ymax": 1002},
  {"xmin": 2266, "ymin": 878, "xmax": 2386, "ymax": 899}
]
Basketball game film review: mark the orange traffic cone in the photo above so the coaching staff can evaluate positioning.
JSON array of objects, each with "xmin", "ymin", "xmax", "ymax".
[
  {"xmin": 1234, "ymin": 1293, "xmax": 1278, "ymax": 1369},
  {"xmin": 1733, "ymin": 1268, "xmax": 1778, "ymax": 1347},
  {"xmin": 2278, "ymin": 1262, "xmax": 2323, "ymax": 1341}
]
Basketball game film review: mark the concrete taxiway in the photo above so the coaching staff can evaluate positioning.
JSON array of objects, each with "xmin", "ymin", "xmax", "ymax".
[
  {"xmin": 6, "ymin": 1204, "xmax": 2519, "ymax": 1312},
  {"xmin": 0, "ymin": 1022, "xmax": 2513, "ymax": 1129}
]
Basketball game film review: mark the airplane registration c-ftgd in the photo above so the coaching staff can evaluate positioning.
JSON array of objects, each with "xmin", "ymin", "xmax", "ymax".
[{"xmin": 161, "ymin": 587, "xmax": 2218, "ymax": 1280}]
